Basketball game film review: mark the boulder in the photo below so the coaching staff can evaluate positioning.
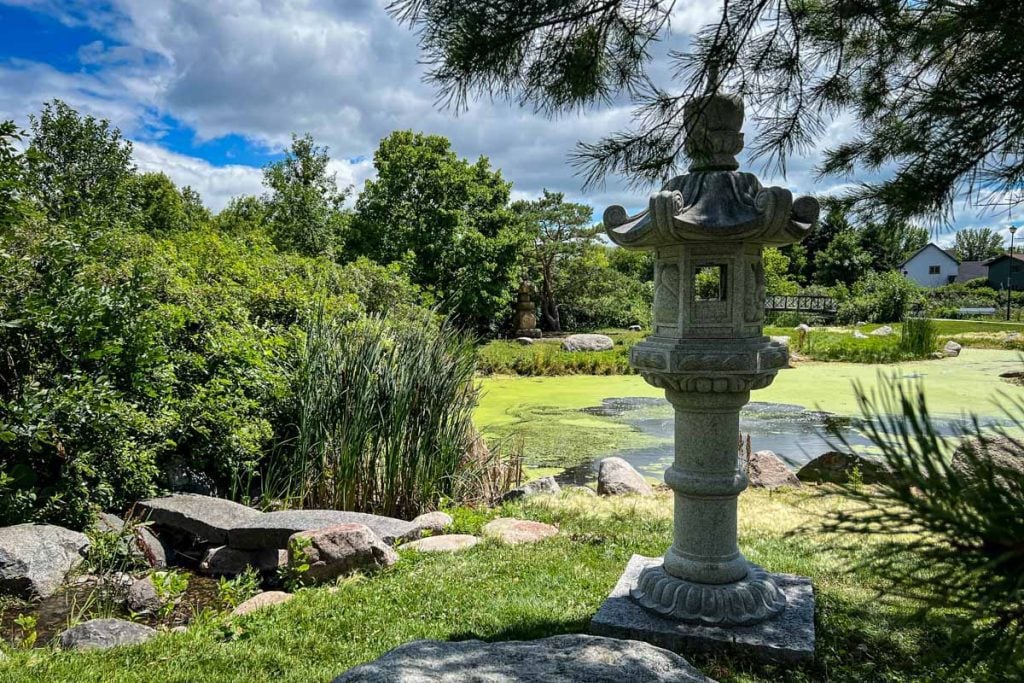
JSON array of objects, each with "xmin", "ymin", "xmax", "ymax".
[
  {"xmin": 0, "ymin": 524, "xmax": 90, "ymax": 598},
  {"xmin": 126, "ymin": 575, "xmax": 163, "ymax": 613},
  {"xmin": 628, "ymin": 325, "xmax": 643, "ymax": 331},
  {"xmin": 944, "ymin": 340, "xmax": 962, "ymax": 357},
  {"xmin": 231, "ymin": 591, "xmax": 293, "ymax": 617},
  {"xmin": 95, "ymin": 513, "xmax": 170, "ymax": 569},
  {"xmin": 332, "ymin": 634, "xmax": 713, "ymax": 683},
  {"xmin": 870, "ymin": 325, "xmax": 894, "ymax": 336},
  {"xmin": 200, "ymin": 546, "xmax": 286, "ymax": 576},
  {"xmin": 951, "ymin": 435, "xmax": 1024, "ymax": 489},
  {"xmin": 561, "ymin": 334, "xmax": 614, "ymax": 352},
  {"xmin": 59, "ymin": 619, "xmax": 157, "ymax": 651},
  {"xmin": 746, "ymin": 450, "xmax": 801, "ymax": 489},
  {"xmin": 500, "ymin": 476, "xmax": 561, "ymax": 502},
  {"xmin": 289, "ymin": 524, "xmax": 397, "ymax": 583},
  {"xmin": 597, "ymin": 457, "xmax": 653, "ymax": 496},
  {"xmin": 481, "ymin": 518, "xmax": 558, "ymax": 545},
  {"xmin": 852, "ymin": 331, "xmax": 868, "ymax": 339},
  {"xmin": 410, "ymin": 511, "xmax": 453, "ymax": 536},
  {"xmin": 795, "ymin": 324, "xmax": 811, "ymax": 332},
  {"xmin": 402, "ymin": 535, "xmax": 480, "ymax": 553},
  {"xmin": 229, "ymin": 510, "xmax": 418, "ymax": 550},
  {"xmin": 797, "ymin": 451, "xmax": 894, "ymax": 485},
  {"xmin": 133, "ymin": 494, "xmax": 262, "ymax": 546},
  {"xmin": 769, "ymin": 335, "xmax": 790, "ymax": 346},
  {"xmin": 514, "ymin": 337, "xmax": 535, "ymax": 346}
]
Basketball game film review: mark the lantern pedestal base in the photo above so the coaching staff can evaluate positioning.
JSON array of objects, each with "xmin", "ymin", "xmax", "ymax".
[{"xmin": 591, "ymin": 555, "xmax": 815, "ymax": 664}]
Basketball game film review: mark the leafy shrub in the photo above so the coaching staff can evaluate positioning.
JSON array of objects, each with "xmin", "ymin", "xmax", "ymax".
[
  {"xmin": 477, "ymin": 338, "xmax": 635, "ymax": 376},
  {"xmin": 217, "ymin": 567, "xmax": 262, "ymax": 609},
  {"xmin": 836, "ymin": 271, "xmax": 923, "ymax": 323}
]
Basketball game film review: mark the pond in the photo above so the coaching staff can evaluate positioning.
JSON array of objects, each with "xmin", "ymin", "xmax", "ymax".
[{"xmin": 477, "ymin": 351, "xmax": 1024, "ymax": 485}]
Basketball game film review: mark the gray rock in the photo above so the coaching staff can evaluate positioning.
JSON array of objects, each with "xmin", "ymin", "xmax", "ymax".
[
  {"xmin": 769, "ymin": 335, "xmax": 790, "ymax": 346},
  {"xmin": 289, "ymin": 524, "xmax": 397, "ymax": 583},
  {"xmin": 797, "ymin": 451, "xmax": 894, "ymax": 485},
  {"xmin": 126, "ymin": 575, "xmax": 163, "ymax": 613},
  {"xmin": 231, "ymin": 590, "xmax": 293, "ymax": 616},
  {"xmin": 481, "ymin": 518, "xmax": 558, "ymax": 545},
  {"xmin": 568, "ymin": 485, "xmax": 598, "ymax": 497},
  {"xmin": 333, "ymin": 634, "xmax": 713, "ymax": 682},
  {"xmin": 944, "ymin": 340, "xmax": 962, "ymax": 357},
  {"xmin": 795, "ymin": 323, "xmax": 811, "ymax": 332},
  {"xmin": 746, "ymin": 451, "xmax": 801, "ymax": 489},
  {"xmin": 59, "ymin": 618, "xmax": 157, "ymax": 651},
  {"xmin": 597, "ymin": 457, "xmax": 653, "ymax": 496},
  {"xmin": 401, "ymin": 535, "xmax": 480, "ymax": 553},
  {"xmin": 95, "ymin": 513, "xmax": 170, "ymax": 569},
  {"xmin": 514, "ymin": 337, "xmax": 534, "ymax": 345},
  {"xmin": 500, "ymin": 476, "xmax": 561, "ymax": 502},
  {"xmin": 200, "ymin": 546, "xmax": 286, "ymax": 576},
  {"xmin": 561, "ymin": 334, "xmax": 614, "ymax": 352},
  {"xmin": 410, "ymin": 511, "xmax": 453, "ymax": 536},
  {"xmin": 870, "ymin": 325, "xmax": 894, "ymax": 336},
  {"xmin": 629, "ymin": 324, "xmax": 643, "ymax": 331},
  {"xmin": 951, "ymin": 435, "xmax": 1023, "ymax": 489},
  {"xmin": 133, "ymin": 494, "xmax": 262, "ymax": 545},
  {"xmin": 229, "ymin": 510, "xmax": 418, "ymax": 550},
  {"xmin": 0, "ymin": 524, "xmax": 90, "ymax": 598},
  {"xmin": 852, "ymin": 330, "xmax": 868, "ymax": 339}
]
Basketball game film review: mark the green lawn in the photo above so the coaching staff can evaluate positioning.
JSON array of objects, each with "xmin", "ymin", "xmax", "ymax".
[{"xmin": 0, "ymin": 490, "xmax": 986, "ymax": 682}]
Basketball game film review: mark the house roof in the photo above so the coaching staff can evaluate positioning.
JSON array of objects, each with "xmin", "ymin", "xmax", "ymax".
[
  {"xmin": 898, "ymin": 242, "xmax": 960, "ymax": 268},
  {"xmin": 982, "ymin": 252, "xmax": 1024, "ymax": 266},
  {"xmin": 956, "ymin": 260, "xmax": 988, "ymax": 282}
]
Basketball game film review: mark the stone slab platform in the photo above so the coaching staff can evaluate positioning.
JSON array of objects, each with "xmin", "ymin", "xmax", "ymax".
[{"xmin": 590, "ymin": 555, "xmax": 814, "ymax": 664}]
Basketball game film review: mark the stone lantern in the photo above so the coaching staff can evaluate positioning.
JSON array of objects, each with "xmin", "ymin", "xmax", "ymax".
[{"xmin": 591, "ymin": 91, "xmax": 818, "ymax": 661}]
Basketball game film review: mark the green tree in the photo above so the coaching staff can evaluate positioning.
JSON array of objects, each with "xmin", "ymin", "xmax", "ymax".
[
  {"xmin": 512, "ymin": 190, "xmax": 597, "ymax": 331},
  {"xmin": 860, "ymin": 220, "xmax": 930, "ymax": 273},
  {"xmin": 814, "ymin": 231, "xmax": 873, "ymax": 287},
  {"xmin": 391, "ymin": 0, "xmax": 1024, "ymax": 222},
  {"xmin": 215, "ymin": 195, "xmax": 268, "ymax": 235},
  {"xmin": 558, "ymin": 244, "xmax": 651, "ymax": 329},
  {"xmin": 130, "ymin": 172, "xmax": 190, "ymax": 235},
  {"xmin": 349, "ymin": 131, "xmax": 525, "ymax": 333},
  {"xmin": 25, "ymin": 100, "xmax": 134, "ymax": 223},
  {"xmin": 263, "ymin": 134, "xmax": 349, "ymax": 257},
  {"xmin": 763, "ymin": 247, "xmax": 798, "ymax": 295},
  {"xmin": 953, "ymin": 227, "xmax": 1005, "ymax": 262},
  {"xmin": 0, "ymin": 121, "xmax": 29, "ymax": 229}
]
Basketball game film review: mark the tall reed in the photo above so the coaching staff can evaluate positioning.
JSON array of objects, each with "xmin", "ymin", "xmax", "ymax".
[
  {"xmin": 268, "ymin": 309, "xmax": 481, "ymax": 519},
  {"xmin": 900, "ymin": 315, "xmax": 938, "ymax": 358}
]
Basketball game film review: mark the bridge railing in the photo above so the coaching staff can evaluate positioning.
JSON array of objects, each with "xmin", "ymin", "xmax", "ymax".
[{"xmin": 765, "ymin": 294, "xmax": 838, "ymax": 314}]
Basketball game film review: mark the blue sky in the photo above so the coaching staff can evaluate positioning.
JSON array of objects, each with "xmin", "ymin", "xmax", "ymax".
[{"xmin": 0, "ymin": 0, "xmax": 1010, "ymax": 241}]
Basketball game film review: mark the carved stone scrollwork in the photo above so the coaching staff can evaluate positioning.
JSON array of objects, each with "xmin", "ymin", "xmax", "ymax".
[{"xmin": 631, "ymin": 562, "xmax": 787, "ymax": 626}]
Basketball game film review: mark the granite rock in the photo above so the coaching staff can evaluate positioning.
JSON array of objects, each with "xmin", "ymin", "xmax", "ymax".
[
  {"xmin": 96, "ymin": 513, "xmax": 170, "ymax": 569},
  {"xmin": 133, "ymin": 494, "xmax": 262, "ymax": 545},
  {"xmin": 944, "ymin": 340, "xmax": 962, "ymax": 357},
  {"xmin": 597, "ymin": 457, "xmax": 653, "ymax": 496},
  {"xmin": 401, "ymin": 535, "xmax": 480, "ymax": 553},
  {"xmin": 59, "ymin": 618, "xmax": 157, "ymax": 651},
  {"xmin": 870, "ymin": 325, "xmax": 894, "ymax": 336},
  {"xmin": 333, "ymin": 634, "xmax": 712, "ymax": 682},
  {"xmin": 232, "ymin": 591, "xmax": 293, "ymax": 616},
  {"xmin": 514, "ymin": 337, "xmax": 535, "ymax": 345},
  {"xmin": 0, "ymin": 524, "xmax": 90, "ymax": 598},
  {"xmin": 200, "ymin": 546, "xmax": 287, "ymax": 576},
  {"xmin": 746, "ymin": 451, "xmax": 801, "ymax": 489},
  {"xmin": 797, "ymin": 451, "xmax": 894, "ymax": 485},
  {"xmin": 561, "ymin": 334, "xmax": 614, "ymax": 352},
  {"xmin": 481, "ymin": 518, "xmax": 558, "ymax": 545},
  {"xmin": 289, "ymin": 524, "xmax": 397, "ymax": 583},
  {"xmin": 229, "ymin": 510, "xmax": 418, "ymax": 550},
  {"xmin": 500, "ymin": 476, "xmax": 561, "ymax": 502},
  {"xmin": 410, "ymin": 511, "xmax": 453, "ymax": 536},
  {"xmin": 125, "ymin": 575, "xmax": 163, "ymax": 613}
]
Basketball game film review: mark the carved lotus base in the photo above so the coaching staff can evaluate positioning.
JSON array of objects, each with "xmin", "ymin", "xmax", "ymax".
[{"xmin": 631, "ymin": 562, "xmax": 787, "ymax": 626}]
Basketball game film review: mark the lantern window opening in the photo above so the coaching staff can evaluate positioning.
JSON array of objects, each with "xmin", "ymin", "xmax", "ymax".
[{"xmin": 695, "ymin": 265, "xmax": 728, "ymax": 301}]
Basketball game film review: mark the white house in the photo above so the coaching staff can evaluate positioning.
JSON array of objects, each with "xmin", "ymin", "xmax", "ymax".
[{"xmin": 898, "ymin": 243, "xmax": 960, "ymax": 288}]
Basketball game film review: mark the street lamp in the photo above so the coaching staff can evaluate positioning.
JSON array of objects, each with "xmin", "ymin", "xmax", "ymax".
[{"xmin": 1008, "ymin": 225, "xmax": 1018, "ymax": 321}]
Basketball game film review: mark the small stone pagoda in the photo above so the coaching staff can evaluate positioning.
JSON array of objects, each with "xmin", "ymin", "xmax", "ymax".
[
  {"xmin": 512, "ymin": 278, "xmax": 542, "ymax": 338},
  {"xmin": 591, "ymin": 90, "xmax": 818, "ymax": 662}
]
